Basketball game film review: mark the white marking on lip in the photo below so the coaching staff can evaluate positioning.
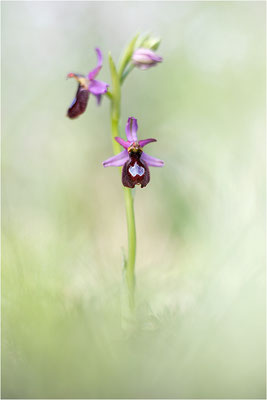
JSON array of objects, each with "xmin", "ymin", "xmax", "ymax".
[{"xmin": 129, "ymin": 162, "xmax": 145, "ymax": 177}]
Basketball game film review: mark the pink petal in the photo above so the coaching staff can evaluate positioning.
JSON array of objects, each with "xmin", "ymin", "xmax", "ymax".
[
  {"xmin": 115, "ymin": 137, "xmax": 130, "ymax": 149},
  {"xmin": 125, "ymin": 117, "xmax": 138, "ymax": 142},
  {"xmin": 102, "ymin": 150, "xmax": 129, "ymax": 167},
  {"xmin": 141, "ymin": 152, "xmax": 164, "ymax": 167},
  {"xmin": 89, "ymin": 79, "xmax": 109, "ymax": 95},
  {"xmin": 139, "ymin": 138, "xmax": 157, "ymax": 147},
  {"xmin": 88, "ymin": 48, "xmax": 103, "ymax": 80}
]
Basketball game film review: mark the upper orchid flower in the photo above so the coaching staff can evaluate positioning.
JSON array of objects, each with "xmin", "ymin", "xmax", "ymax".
[
  {"xmin": 66, "ymin": 48, "xmax": 109, "ymax": 119},
  {"xmin": 132, "ymin": 48, "xmax": 163, "ymax": 70},
  {"xmin": 103, "ymin": 117, "xmax": 164, "ymax": 188}
]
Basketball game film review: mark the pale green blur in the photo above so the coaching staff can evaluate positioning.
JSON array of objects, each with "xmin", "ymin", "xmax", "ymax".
[{"xmin": 2, "ymin": 1, "xmax": 266, "ymax": 398}]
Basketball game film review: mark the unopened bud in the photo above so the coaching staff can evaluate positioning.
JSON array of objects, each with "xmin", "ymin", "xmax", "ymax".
[{"xmin": 132, "ymin": 48, "xmax": 163, "ymax": 70}]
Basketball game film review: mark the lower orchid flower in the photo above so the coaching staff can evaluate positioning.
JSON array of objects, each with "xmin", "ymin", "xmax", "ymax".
[
  {"xmin": 66, "ymin": 48, "xmax": 109, "ymax": 119},
  {"xmin": 103, "ymin": 117, "xmax": 164, "ymax": 188}
]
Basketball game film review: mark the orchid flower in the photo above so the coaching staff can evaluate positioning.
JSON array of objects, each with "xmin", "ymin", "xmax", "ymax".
[
  {"xmin": 67, "ymin": 48, "xmax": 109, "ymax": 119},
  {"xmin": 132, "ymin": 48, "xmax": 163, "ymax": 70},
  {"xmin": 103, "ymin": 117, "xmax": 164, "ymax": 188}
]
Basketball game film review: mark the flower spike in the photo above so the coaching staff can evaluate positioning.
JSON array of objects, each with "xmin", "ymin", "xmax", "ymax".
[
  {"xmin": 67, "ymin": 48, "xmax": 109, "ymax": 119},
  {"xmin": 103, "ymin": 117, "xmax": 164, "ymax": 188}
]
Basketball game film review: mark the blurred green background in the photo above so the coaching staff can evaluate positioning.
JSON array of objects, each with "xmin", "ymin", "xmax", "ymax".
[{"xmin": 2, "ymin": 1, "xmax": 266, "ymax": 398}]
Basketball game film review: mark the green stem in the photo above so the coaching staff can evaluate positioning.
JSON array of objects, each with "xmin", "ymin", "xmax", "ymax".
[
  {"xmin": 123, "ymin": 187, "xmax": 136, "ymax": 310},
  {"xmin": 105, "ymin": 90, "xmax": 113, "ymax": 100},
  {"xmin": 120, "ymin": 64, "xmax": 135, "ymax": 85},
  {"xmin": 111, "ymin": 112, "xmax": 136, "ymax": 311},
  {"xmin": 108, "ymin": 56, "xmax": 136, "ymax": 310}
]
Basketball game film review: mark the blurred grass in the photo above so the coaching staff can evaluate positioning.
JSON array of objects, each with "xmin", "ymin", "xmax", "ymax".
[{"xmin": 1, "ymin": 1, "xmax": 266, "ymax": 399}]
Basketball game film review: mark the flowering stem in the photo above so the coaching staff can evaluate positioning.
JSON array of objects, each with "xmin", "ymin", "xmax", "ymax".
[
  {"xmin": 109, "ymin": 53, "xmax": 136, "ymax": 311},
  {"xmin": 120, "ymin": 64, "xmax": 135, "ymax": 84},
  {"xmin": 123, "ymin": 187, "xmax": 136, "ymax": 310},
  {"xmin": 105, "ymin": 90, "xmax": 113, "ymax": 100}
]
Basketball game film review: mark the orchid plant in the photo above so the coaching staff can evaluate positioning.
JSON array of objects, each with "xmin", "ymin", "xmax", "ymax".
[{"xmin": 66, "ymin": 34, "xmax": 163, "ymax": 312}]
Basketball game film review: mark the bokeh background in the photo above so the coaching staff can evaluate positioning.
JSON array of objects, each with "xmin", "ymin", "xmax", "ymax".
[{"xmin": 2, "ymin": 1, "xmax": 266, "ymax": 398}]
